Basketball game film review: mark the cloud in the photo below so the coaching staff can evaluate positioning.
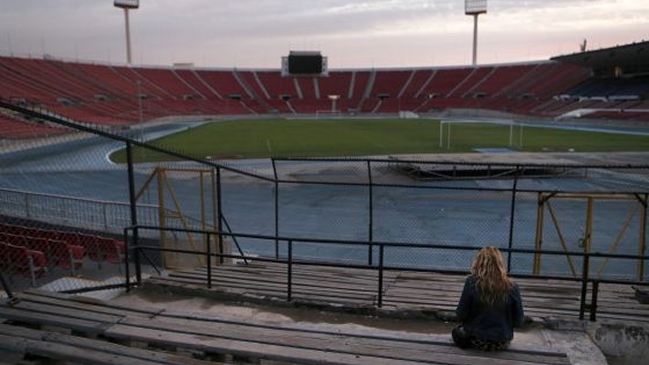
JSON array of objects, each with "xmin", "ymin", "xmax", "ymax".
[{"xmin": 0, "ymin": 0, "xmax": 645, "ymax": 67}]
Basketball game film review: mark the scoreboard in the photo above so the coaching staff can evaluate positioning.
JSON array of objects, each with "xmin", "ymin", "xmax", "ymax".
[{"xmin": 282, "ymin": 51, "xmax": 328, "ymax": 76}]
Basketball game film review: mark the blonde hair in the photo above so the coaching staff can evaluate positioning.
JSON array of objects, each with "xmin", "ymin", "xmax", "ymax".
[{"xmin": 470, "ymin": 246, "xmax": 514, "ymax": 307}]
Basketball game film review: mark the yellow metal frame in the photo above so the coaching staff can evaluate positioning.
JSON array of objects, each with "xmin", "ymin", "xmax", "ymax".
[
  {"xmin": 135, "ymin": 167, "xmax": 220, "ymax": 268},
  {"xmin": 534, "ymin": 192, "xmax": 647, "ymax": 281}
]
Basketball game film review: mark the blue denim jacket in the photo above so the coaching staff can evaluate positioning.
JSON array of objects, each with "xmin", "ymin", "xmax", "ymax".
[{"xmin": 455, "ymin": 275, "xmax": 524, "ymax": 342}]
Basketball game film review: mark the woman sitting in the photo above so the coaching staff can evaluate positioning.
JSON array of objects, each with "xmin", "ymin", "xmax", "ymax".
[{"xmin": 453, "ymin": 246, "xmax": 525, "ymax": 351}]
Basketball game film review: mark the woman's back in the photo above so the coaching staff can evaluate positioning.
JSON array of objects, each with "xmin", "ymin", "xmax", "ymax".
[{"xmin": 453, "ymin": 246, "xmax": 525, "ymax": 350}]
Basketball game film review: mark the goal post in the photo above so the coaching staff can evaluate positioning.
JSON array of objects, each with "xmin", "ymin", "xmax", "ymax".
[
  {"xmin": 315, "ymin": 110, "xmax": 343, "ymax": 119},
  {"xmin": 438, "ymin": 119, "xmax": 524, "ymax": 150}
]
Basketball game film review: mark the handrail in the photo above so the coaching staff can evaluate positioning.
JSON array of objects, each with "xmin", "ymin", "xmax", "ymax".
[
  {"xmin": 124, "ymin": 225, "xmax": 649, "ymax": 321},
  {"xmin": 130, "ymin": 224, "xmax": 649, "ymax": 261}
]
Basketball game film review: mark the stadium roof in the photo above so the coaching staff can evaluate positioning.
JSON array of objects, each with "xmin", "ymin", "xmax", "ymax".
[{"xmin": 551, "ymin": 40, "xmax": 649, "ymax": 77}]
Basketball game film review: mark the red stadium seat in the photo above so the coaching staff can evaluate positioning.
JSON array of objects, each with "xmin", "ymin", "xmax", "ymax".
[
  {"xmin": 1, "ymin": 53, "xmax": 645, "ymax": 127},
  {"xmin": 0, "ymin": 242, "xmax": 47, "ymax": 286},
  {"xmin": 0, "ymin": 224, "xmax": 129, "ymax": 274}
]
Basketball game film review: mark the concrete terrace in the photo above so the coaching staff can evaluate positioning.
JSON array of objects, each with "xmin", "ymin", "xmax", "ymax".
[
  {"xmin": 4, "ymin": 261, "xmax": 649, "ymax": 364},
  {"xmin": 145, "ymin": 262, "xmax": 649, "ymax": 326}
]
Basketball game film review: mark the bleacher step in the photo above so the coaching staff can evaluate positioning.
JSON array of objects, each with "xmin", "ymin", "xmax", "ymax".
[{"xmin": 0, "ymin": 289, "xmax": 573, "ymax": 365}]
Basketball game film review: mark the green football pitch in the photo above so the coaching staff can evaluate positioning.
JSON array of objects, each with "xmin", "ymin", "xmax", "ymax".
[{"xmin": 110, "ymin": 118, "xmax": 649, "ymax": 163}]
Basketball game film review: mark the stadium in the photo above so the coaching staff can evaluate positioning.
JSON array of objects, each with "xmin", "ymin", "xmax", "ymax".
[{"xmin": 1, "ymin": 1, "xmax": 649, "ymax": 364}]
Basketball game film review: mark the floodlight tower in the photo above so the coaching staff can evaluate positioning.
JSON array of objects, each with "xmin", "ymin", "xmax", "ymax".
[
  {"xmin": 465, "ymin": 0, "xmax": 487, "ymax": 66},
  {"xmin": 114, "ymin": 0, "xmax": 140, "ymax": 64}
]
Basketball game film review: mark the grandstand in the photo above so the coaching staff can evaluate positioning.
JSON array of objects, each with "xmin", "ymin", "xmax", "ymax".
[
  {"xmin": 2, "ymin": 40, "xmax": 649, "ymax": 365},
  {"xmin": 1, "ymin": 41, "xmax": 648, "ymax": 136},
  {"xmin": 549, "ymin": 42, "xmax": 649, "ymax": 121}
]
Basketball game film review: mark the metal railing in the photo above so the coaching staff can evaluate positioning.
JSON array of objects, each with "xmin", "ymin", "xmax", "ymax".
[
  {"xmin": 2, "ymin": 100, "xmax": 648, "ymax": 321},
  {"xmin": 124, "ymin": 225, "xmax": 649, "ymax": 322},
  {"xmin": 0, "ymin": 187, "xmax": 160, "ymax": 233}
]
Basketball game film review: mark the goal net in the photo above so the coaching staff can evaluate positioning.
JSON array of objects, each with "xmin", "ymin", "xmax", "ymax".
[
  {"xmin": 315, "ymin": 110, "xmax": 343, "ymax": 119},
  {"xmin": 438, "ymin": 118, "xmax": 524, "ymax": 150}
]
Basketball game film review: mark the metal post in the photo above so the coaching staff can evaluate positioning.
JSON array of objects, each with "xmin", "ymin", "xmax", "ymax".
[
  {"xmin": 472, "ymin": 14, "xmax": 479, "ymax": 65},
  {"xmin": 272, "ymin": 158, "xmax": 280, "ymax": 259},
  {"xmin": 126, "ymin": 142, "xmax": 141, "ymax": 284},
  {"xmin": 507, "ymin": 167, "xmax": 519, "ymax": 272},
  {"xmin": 115, "ymin": 1, "xmax": 139, "ymax": 65},
  {"xmin": 533, "ymin": 193, "xmax": 545, "ymax": 274},
  {"xmin": 638, "ymin": 193, "xmax": 647, "ymax": 281},
  {"xmin": 199, "ymin": 171, "xmax": 207, "ymax": 266},
  {"xmin": 590, "ymin": 280, "xmax": 599, "ymax": 321},
  {"xmin": 367, "ymin": 160, "xmax": 373, "ymax": 266},
  {"xmin": 287, "ymin": 239, "xmax": 293, "ymax": 302},
  {"xmin": 585, "ymin": 197, "xmax": 594, "ymax": 255},
  {"xmin": 124, "ymin": 9, "xmax": 132, "ymax": 64},
  {"xmin": 157, "ymin": 168, "xmax": 166, "ymax": 268},
  {"xmin": 103, "ymin": 204, "xmax": 108, "ymax": 230},
  {"xmin": 137, "ymin": 80, "xmax": 144, "ymax": 148},
  {"xmin": 215, "ymin": 168, "xmax": 223, "ymax": 265},
  {"xmin": 206, "ymin": 233, "xmax": 212, "ymax": 289},
  {"xmin": 579, "ymin": 252, "xmax": 590, "ymax": 320},
  {"xmin": 123, "ymin": 227, "xmax": 131, "ymax": 292},
  {"xmin": 378, "ymin": 244, "xmax": 384, "ymax": 308}
]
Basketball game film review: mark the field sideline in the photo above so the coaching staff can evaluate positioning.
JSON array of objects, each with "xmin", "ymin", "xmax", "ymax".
[{"xmin": 110, "ymin": 118, "xmax": 649, "ymax": 163}]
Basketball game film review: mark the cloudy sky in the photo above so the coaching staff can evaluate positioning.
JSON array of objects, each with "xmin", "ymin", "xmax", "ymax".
[{"xmin": 0, "ymin": 0, "xmax": 646, "ymax": 69}]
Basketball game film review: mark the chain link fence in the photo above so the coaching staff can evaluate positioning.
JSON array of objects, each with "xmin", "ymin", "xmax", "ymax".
[{"xmin": 1, "ymin": 105, "xmax": 649, "ymax": 298}]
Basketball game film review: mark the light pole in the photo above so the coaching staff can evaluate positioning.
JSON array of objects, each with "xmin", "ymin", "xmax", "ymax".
[
  {"xmin": 465, "ymin": 0, "xmax": 487, "ymax": 66},
  {"xmin": 137, "ymin": 79, "xmax": 145, "ymax": 161},
  {"xmin": 114, "ymin": 0, "xmax": 140, "ymax": 64},
  {"xmin": 137, "ymin": 80, "xmax": 145, "ymax": 142}
]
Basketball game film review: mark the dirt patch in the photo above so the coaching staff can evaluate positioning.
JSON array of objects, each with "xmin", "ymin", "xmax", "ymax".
[{"xmin": 110, "ymin": 286, "xmax": 456, "ymax": 334}]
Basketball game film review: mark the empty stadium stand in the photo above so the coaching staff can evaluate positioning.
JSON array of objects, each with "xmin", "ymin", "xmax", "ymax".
[
  {"xmin": 1, "ymin": 41, "xmax": 648, "ymax": 129},
  {"xmin": 0, "ymin": 111, "xmax": 67, "ymax": 139},
  {"xmin": 0, "ymin": 223, "xmax": 125, "ymax": 285},
  {"xmin": 0, "ymin": 242, "xmax": 47, "ymax": 286}
]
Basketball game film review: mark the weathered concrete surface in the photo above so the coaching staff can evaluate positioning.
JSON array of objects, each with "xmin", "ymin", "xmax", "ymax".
[
  {"xmin": 543, "ymin": 317, "xmax": 649, "ymax": 365},
  {"xmin": 589, "ymin": 322, "xmax": 649, "ymax": 361},
  {"xmin": 541, "ymin": 329, "xmax": 609, "ymax": 365},
  {"xmin": 588, "ymin": 322, "xmax": 648, "ymax": 365},
  {"xmin": 104, "ymin": 287, "xmax": 611, "ymax": 365}
]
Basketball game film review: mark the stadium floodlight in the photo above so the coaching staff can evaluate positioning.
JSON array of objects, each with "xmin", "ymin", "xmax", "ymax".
[
  {"xmin": 465, "ymin": 0, "xmax": 487, "ymax": 66},
  {"xmin": 114, "ymin": 0, "xmax": 140, "ymax": 64},
  {"xmin": 114, "ymin": 0, "xmax": 139, "ymax": 8}
]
